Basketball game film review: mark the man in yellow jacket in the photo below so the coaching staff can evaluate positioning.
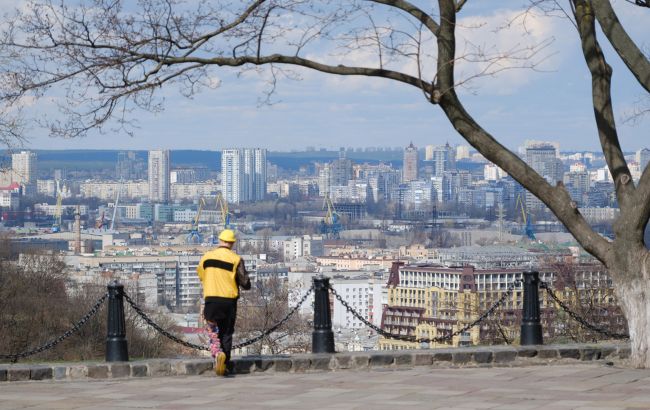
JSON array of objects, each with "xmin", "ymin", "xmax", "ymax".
[{"xmin": 197, "ymin": 229, "xmax": 251, "ymax": 376}]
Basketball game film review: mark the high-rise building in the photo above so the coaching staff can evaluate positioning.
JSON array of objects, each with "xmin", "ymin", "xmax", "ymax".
[
  {"xmin": 456, "ymin": 145, "xmax": 470, "ymax": 160},
  {"xmin": 432, "ymin": 143, "xmax": 456, "ymax": 176},
  {"xmin": 525, "ymin": 142, "xmax": 563, "ymax": 211},
  {"xmin": 637, "ymin": 148, "xmax": 650, "ymax": 173},
  {"xmin": 425, "ymin": 145, "xmax": 435, "ymax": 161},
  {"xmin": 403, "ymin": 142, "xmax": 419, "ymax": 182},
  {"xmin": 11, "ymin": 151, "xmax": 37, "ymax": 185},
  {"xmin": 525, "ymin": 143, "xmax": 562, "ymax": 183},
  {"xmin": 565, "ymin": 171, "xmax": 590, "ymax": 206},
  {"xmin": 221, "ymin": 148, "xmax": 267, "ymax": 203},
  {"xmin": 330, "ymin": 149, "xmax": 353, "ymax": 186},
  {"xmin": 148, "ymin": 150, "xmax": 170, "ymax": 203}
]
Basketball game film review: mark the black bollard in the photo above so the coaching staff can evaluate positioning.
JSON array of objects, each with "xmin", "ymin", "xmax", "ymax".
[
  {"xmin": 106, "ymin": 280, "xmax": 129, "ymax": 362},
  {"xmin": 312, "ymin": 276, "xmax": 335, "ymax": 353},
  {"xmin": 520, "ymin": 270, "xmax": 543, "ymax": 345}
]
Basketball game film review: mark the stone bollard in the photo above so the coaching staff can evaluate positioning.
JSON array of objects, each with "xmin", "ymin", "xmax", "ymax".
[
  {"xmin": 312, "ymin": 276, "xmax": 335, "ymax": 353},
  {"xmin": 106, "ymin": 280, "xmax": 129, "ymax": 362},
  {"xmin": 520, "ymin": 270, "xmax": 543, "ymax": 345}
]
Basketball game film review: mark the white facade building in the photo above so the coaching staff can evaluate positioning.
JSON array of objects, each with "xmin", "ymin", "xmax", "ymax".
[
  {"xmin": 330, "ymin": 277, "xmax": 385, "ymax": 330},
  {"xmin": 148, "ymin": 150, "xmax": 170, "ymax": 203},
  {"xmin": 483, "ymin": 164, "xmax": 507, "ymax": 181},
  {"xmin": 637, "ymin": 148, "xmax": 650, "ymax": 173},
  {"xmin": 35, "ymin": 203, "xmax": 88, "ymax": 216},
  {"xmin": 222, "ymin": 148, "xmax": 267, "ymax": 203},
  {"xmin": 0, "ymin": 190, "xmax": 20, "ymax": 210},
  {"xmin": 37, "ymin": 179, "xmax": 57, "ymax": 197},
  {"xmin": 170, "ymin": 182, "xmax": 220, "ymax": 200},
  {"xmin": 456, "ymin": 145, "xmax": 470, "ymax": 160},
  {"xmin": 12, "ymin": 151, "xmax": 37, "ymax": 185},
  {"xmin": 282, "ymin": 235, "xmax": 324, "ymax": 261},
  {"xmin": 80, "ymin": 180, "xmax": 148, "ymax": 200}
]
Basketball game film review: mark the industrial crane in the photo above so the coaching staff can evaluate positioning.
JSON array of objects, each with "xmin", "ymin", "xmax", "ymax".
[
  {"xmin": 216, "ymin": 193, "xmax": 231, "ymax": 228},
  {"xmin": 516, "ymin": 194, "xmax": 536, "ymax": 241},
  {"xmin": 110, "ymin": 187, "xmax": 121, "ymax": 231},
  {"xmin": 186, "ymin": 198, "xmax": 206, "ymax": 244},
  {"xmin": 51, "ymin": 181, "xmax": 63, "ymax": 233},
  {"xmin": 320, "ymin": 195, "xmax": 342, "ymax": 239},
  {"xmin": 209, "ymin": 193, "xmax": 231, "ymax": 244}
]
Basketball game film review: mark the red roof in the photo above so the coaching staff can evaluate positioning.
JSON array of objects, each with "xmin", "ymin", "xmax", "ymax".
[{"xmin": 0, "ymin": 183, "xmax": 20, "ymax": 191}]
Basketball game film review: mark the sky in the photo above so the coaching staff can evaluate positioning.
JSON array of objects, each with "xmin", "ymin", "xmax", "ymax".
[{"xmin": 6, "ymin": 0, "xmax": 650, "ymax": 153}]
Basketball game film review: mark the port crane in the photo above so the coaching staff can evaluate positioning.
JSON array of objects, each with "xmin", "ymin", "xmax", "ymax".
[
  {"xmin": 516, "ymin": 194, "xmax": 536, "ymax": 241},
  {"xmin": 319, "ymin": 195, "xmax": 342, "ymax": 239},
  {"xmin": 186, "ymin": 198, "xmax": 206, "ymax": 244},
  {"xmin": 216, "ymin": 193, "xmax": 231, "ymax": 228},
  {"xmin": 110, "ymin": 187, "xmax": 120, "ymax": 231},
  {"xmin": 209, "ymin": 193, "xmax": 231, "ymax": 244}
]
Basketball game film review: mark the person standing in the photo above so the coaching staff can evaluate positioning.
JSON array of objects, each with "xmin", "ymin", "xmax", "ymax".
[{"xmin": 197, "ymin": 229, "xmax": 251, "ymax": 376}]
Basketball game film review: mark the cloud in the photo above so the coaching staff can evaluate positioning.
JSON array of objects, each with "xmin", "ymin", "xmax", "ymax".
[{"xmin": 454, "ymin": 7, "xmax": 575, "ymax": 95}]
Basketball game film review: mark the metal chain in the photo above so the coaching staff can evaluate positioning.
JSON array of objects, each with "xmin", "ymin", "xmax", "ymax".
[
  {"xmin": 123, "ymin": 286, "xmax": 314, "ymax": 351},
  {"xmin": 0, "ymin": 293, "xmax": 108, "ymax": 363},
  {"xmin": 540, "ymin": 282, "xmax": 629, "ymax": 340},
  {"xmin": 329, "ymin": 280, "xmax": 521, "ymax": 344},
  {"xmin": 233, "ymin": 286, "xmax": 314, "ymax": 349},
  {"xmin": 123, "ymin": 293, "xmax": 210, "ymax": 351}
]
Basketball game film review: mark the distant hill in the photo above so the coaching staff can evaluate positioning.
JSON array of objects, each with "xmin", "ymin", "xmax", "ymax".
[{"xmin": 1, "ymin": 149, "xmax": 404, "ymax": 172}]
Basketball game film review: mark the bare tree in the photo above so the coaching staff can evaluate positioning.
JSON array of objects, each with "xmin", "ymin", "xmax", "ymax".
[
  {"xmin": 544, "ymin": 259, "xmax": 628, "ymax": 343},
  {"xmin": 236, "ymin": 276, "xmax": 311, "ymax": 354},
  {"xmin": 0, "ymin": 248, "xmax": 183, "ymax": 362},
  {"xmin": 0, "ymin": 0, "xmax": 649, "ymax": 366}
]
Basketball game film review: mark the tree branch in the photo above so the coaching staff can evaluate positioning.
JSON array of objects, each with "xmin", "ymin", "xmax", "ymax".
[
  {"xmin": 370, "ymin": 0, "xmax": 440, "ymax": 35},
  {"xmin": 572, "ymin": 0, "xmax": 636, "ymax": 235},
  {"xmin": 631, "ymin": 163, "xmax": 650, "ymax": 238},
  {"xmin": 591, "ymin": 0, "xmax": 650, "ymax": 93},
  {"xmin": 435, "ymin": 0, "xmax": 611, "ymax": 264}
]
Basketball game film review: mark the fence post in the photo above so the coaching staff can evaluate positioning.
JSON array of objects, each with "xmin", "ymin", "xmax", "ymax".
[
  {"xmin": 312, "ymin": 276, "xmax": 335, "ymax": 353},
  {"xmin": 106, "ymin": 280, "xmax": 129, "ymax": 362},
  {"xmin": 520, "ymin": 270, "xmax": 543, "ymax": 345}
]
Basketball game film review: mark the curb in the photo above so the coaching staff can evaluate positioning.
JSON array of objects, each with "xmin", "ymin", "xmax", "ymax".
[{"xmin": 0, "ymin": 343, "xmax": 628, "ymax": 382}]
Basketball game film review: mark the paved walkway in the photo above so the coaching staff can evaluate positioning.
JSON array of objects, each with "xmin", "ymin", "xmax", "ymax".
[{"xmin": 1, "ymin": 364, "xmax": 649, "ymax": 409}]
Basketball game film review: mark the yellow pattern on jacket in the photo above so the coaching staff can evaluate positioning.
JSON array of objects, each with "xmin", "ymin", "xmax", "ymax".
[{"xmin": 196, "ymin": 247, "xmax": 241, "ymax": 299}]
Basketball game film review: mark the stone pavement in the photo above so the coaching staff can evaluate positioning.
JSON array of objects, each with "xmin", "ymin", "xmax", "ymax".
[{"xmin": 1, "ymin": 364, "xmax": 650, "ymax": 410}]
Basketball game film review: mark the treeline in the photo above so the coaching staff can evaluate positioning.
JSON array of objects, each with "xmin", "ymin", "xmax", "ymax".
[{"xmin": 0, "ymin": 237, "xmax": 190, "ymax": 362}]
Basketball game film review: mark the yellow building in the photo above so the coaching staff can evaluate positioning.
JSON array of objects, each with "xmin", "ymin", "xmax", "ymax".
[{"xmin": 379, "ymin": 262, "xmax": 620, "ymax": 350}]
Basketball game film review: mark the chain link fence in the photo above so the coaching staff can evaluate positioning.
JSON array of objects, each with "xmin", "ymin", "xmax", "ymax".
[
  {"xmin": 540, "ymin": 282, "xmax": 629, "ymax": 340},
  {"xmin": 328, "ymin": 280, "xmax": 522, "ymax": 344},
  {"xmin": 0, "ymin": 293, "xmax": 108, "ymax": 363},
  {"xmin": 123, "ymin": 286, "xmax": 315, "ymax": 352}
]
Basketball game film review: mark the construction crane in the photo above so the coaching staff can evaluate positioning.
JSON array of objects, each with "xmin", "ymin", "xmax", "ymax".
[
  {"xmin": 110, "ymin": 187, "xmax": 121, "ymax": 231},
  {"xmin": 216, "ymin": 193, "xmax": 231, "ymax": 228},
  {"xmin": 516, "ymin": 194, "xmax": 536, "ymax": 241},
  {"xmin": 320, "ymin": 195, "xmax": 342, "ymax": 239},
  {"xmin": 52, "ymin": 181, "xmax": 63, "ymax": 233},
  {"xmin": 186, "ymin": 198, "xmax": 206, "ymax": 244},
  {"xmin": 208, "ymin": 193, "xmax": 231, "ymax": 244}
]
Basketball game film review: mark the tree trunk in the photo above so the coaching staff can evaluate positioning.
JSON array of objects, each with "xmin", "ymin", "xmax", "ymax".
[{"xmin": 614, "ymin": 278, "xmax": 650, "ymax": 368}]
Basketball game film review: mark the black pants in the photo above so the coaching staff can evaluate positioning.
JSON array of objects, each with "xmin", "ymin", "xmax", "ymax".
[{"xmin": 204, "ymin": 297, "xmax": 238, "ymax": 364}]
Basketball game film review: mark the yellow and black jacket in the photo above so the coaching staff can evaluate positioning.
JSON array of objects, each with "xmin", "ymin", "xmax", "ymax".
[{"xmin": 197, "ymin": 246, "xmax": 251, "ymax": 299}]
